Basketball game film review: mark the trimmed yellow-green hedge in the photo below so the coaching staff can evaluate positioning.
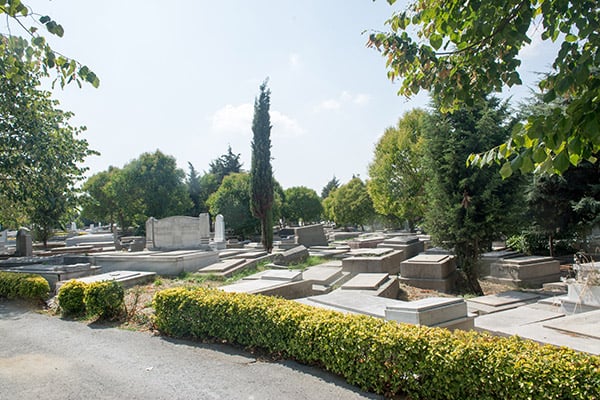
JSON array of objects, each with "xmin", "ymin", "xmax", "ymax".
[
  {"xmin": 0, "ymin": 271, "xmax": 50, "ymax": 301},
  {"xmin": 153, "ymin": 288, "xmax": 600, "ymax": 399},
  {"xmin": 57, "ymin": 280, "xmax": 125, "ymax": 319}
]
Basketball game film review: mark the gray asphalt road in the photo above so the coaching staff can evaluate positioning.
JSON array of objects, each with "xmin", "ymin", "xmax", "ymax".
[{"xmin": 0, "ymin": 300, "xmax": 383, "ymax": 400}]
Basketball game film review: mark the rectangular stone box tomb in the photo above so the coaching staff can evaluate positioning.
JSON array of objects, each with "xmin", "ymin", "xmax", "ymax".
[{"xmin": 385, "ymin": 297, "xmax": 468, "ymax": 326}]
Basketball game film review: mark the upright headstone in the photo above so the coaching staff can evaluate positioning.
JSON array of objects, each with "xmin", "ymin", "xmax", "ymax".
[
  {"xmin": 199, "ymin": 213, "xmax": 210, "ymax": 245},
  {"xmin": 15, "ymin": 228, "xmax": 32, "ymax": 257},
  {"xmin": 70, "ymin": 221, "xmax": 77, "ymax": 232},
  {"xmin": 214, "ymin": 214, "xmax": 225, "ymax": 243}
]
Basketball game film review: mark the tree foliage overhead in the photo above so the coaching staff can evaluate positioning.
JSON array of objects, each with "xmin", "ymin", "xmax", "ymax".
[
  {"xmin": 321, "ymin": 176, "xmax": 340, "ymax": 199},
  {"xmin": 369, "ymin": 0, "xmax": 600, "ymax": 176},
  {"xmin": 0, "ymin": 0, "xmax": 99, "ymax": 88},
  {"xmin": 368, "ymin": 109, "xmax": 428, "ymax": 230},
  {"xmin": 250, "ymin": 79, "xmax": 275, "ymax": 252}
]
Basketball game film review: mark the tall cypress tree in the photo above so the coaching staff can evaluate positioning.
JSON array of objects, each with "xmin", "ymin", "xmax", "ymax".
[{"xmin": 250, "ymin": 79, "xmax": 274, "ymax": 252}]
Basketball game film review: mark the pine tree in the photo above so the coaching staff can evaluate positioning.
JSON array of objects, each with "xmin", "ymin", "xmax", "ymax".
[{"xmin": 250, "ymin": 79, "xmax": 274, "ymax": 252}]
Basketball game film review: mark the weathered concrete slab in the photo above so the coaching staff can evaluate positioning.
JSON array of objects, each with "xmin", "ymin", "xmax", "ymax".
[
  {"xmin": 301, "ymin": 265, "xmax": 343, "ymax": 285},
  {"xmin": 341, "ymin": 273, "xmax": 389, "ymax": 290},
  {"xmin": 543, "ymin": 309, "xmax": 600, "ymax": 339},
  {"xmin": 228, "ymin": 251, "xmax": 268, "ymax": 259},
  {"xmin": 5, "ymin": 263, "xmax": 101, "ymax": 290},
  {"xmin": 304, "ymin": 291, "xmax": 405, "ymax": 318},
  {"xmin": 58, "ymin": 270, "xmax": 156, "ymax": 289},
  {"xmin": 385, "ymin": 297, "xmax": 469, "ymax": 327},
  {"xmin": 469, "ymin": 291, "xmax": 541, "ymax": 307},
  {"xmin": 342, "ymin": 249, "xmax": 404, "ymax": 274},
  {"xmin": 252, "ymin": 269, "xmax": 303, "ymax": 282},
  {"xmin": 294, "ymin": 224, "xmax": 328, "ymax": 247},
  {"xmin": 475, "ymin": 305, "xmax": 564, "ymax": 333},
  {"xmin": 198, "ymin": 258, "xmax": 245, "ymax": 273},
  {"xmin": 486, "ymin": 256, "xmax": 561, "ymax": 287}
]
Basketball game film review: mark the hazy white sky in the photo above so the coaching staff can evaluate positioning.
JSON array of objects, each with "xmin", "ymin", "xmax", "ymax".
[{"xmin": 21, "ymin": 1, "xmax": 556, "ymax": 192}]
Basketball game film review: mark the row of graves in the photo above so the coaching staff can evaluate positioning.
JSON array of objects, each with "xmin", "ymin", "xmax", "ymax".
[{"xmin": 1, "ymin": 219, "xmax": 598, "ymax": 354}]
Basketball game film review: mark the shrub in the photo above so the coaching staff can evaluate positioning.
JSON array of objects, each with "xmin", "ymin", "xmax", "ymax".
[
  {"xmin": 0, "ymin": 272, "xmax": 50, "ymax": 301},
  {"xmin": 153, "ymin": 288, "xmax": 600, "ymax": 400},
  {"xmin": 57, "ymin": 280, "xmax": 87, "ymax": 316},
  {"xmin": 84, "ymin": 280, "xmax": 125, "ymax": 319}
]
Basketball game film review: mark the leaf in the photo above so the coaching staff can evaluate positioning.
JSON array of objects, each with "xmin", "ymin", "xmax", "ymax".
[
  {"xmin": 500, "ymin": 161, "xmax": 513, "ymax": 179},
  {"xmin": 430, "ymin": 34, "xmax": 443, "ymax": 50},
  {"xmin": 565, "ymin": 34, "xmax": 578, "ymax": 42},
  {"xmin": 39, "ymin": 15, "xmax": 51, "ymax": 24},
  {"xmin": 553, "ymin": 150, "xmax": 570, "ymax": 173}
]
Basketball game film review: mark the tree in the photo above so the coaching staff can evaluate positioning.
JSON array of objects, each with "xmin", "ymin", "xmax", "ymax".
[
  {"xmin": 250, "ymin": 80, "xmax": 275, "ymax": 252},
  {"xmin": 186, "ymin": 162, "xmax": 202, "ymax": 216},
  {"xmin": 321, "ymin": 176, "xmax": 340, "ymax": 199},
  {"xmin": 209, "ymin": 145, "xmax": 243, "ymax": 184},
  {"xmin": 327, "ymin": 177, "xmax": 375, "ymax": 230},
  {"xmin": 80, "ymin": 168, "xmax": 119, "ymax": 226},
  {"xmin": 282, "ymin": 186, "xmax": 323, "ymax": 225},
  {"xmin": 368, "ymin": 109, "xmax": 428, "ymax": 230},
  {"xmin": 369, "ymin": 0, "xmax": 599, "ymax": 176},
  {"xmin": 206, "ymin": 173, "xmax": 259, "ymax": 238},
  {"xmin": 0, "ymin": 0, "xmax": 99, "ymax": 88},
  {"xmin": 0, "ymin": 61, "xmax": 95, "ymax": 246},
  {"xmin": 423, "ymin": 97, "xmax": 526, "ymax": 294}
]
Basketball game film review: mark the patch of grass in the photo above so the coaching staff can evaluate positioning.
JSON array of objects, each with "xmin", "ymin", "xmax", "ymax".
[
  {"xmin": 224, "ymin": 261, "xmax": 269, "ymax": 284},
  {"xmin": 287, "ymin": 256, "xmax": 331, "ymax": 270}
]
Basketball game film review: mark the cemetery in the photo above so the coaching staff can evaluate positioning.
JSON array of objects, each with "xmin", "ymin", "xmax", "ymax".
[{"xmin": 1, "ymin": 1, "xmax": 599, "ymax": 397}]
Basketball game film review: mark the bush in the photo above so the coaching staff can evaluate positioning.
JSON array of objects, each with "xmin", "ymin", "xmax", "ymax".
[
  {"xmin": 0, "ymin": 272, "xmax": 50, "ymax": 301},
  {"xmin": 84, "ymin": 281, "xmax": 125, "ymax": 319},
  {"xmin": 153, "ymin": 288, "xmax": 600, "ymax": 399},
  {"xmin": 57, "ymin": 280, "xmax": 87, "ymax": 316}
]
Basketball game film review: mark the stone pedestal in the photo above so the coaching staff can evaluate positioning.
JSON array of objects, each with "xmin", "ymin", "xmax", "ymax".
[
  {"xmin": 377, "ymin": 236, "xmax": 424, "ymax": 259},
  {"xmin": 341, "ymin": 248, "xmax": 404, "ymax": 274},
  {"xmin": 385, "ymin": 297, "xmax": 473, "ymax": 330},
  {"xmin": 485, "ymin": 256, "xmax": 561, "ymax": 288},
  {"xmin": 399, "ymin": 254, "xmax": 456, "ymax": 292},
  {"xmin": 15, "ymin": 228, "xmax": 32, "ymax": 257}
]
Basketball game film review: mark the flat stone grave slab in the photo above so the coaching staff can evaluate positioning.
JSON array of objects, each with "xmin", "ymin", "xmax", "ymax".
[
  {"xmin": 304, "ymin": 291, "xmax": 406, "ymax": 318},
  {"xmin": 468, "ymin": 291, "xmax": 541, "ymax": 307},
  {"xmin": 65, "ymin": 270, "xmax": 156, "ymax": 288},
  {"xmin": 475, "ymin": 305, "xmax": 564, "ymax": 333},
  {"xmin": 220, "ymin": 278, "xmax": 287, "ymax": 293},
  {"xmin": 385, "ymin": 297, "xmax": 467, "ymax": 326},
  {"xmin": 247, "ymin": 269, "xmax": 302, "ymax": 282},
  {"xmin": 228, "ymin": 250, "xmax": 268, "ymax": 259},
  {"xmin": 198, "ymin": 258, "xmax": 245, "ymax": 273},
  {"xmin": 347, "ymin": 247, "xmax": 393, "ymax": 257},
  {"xmin": 543, "ymin": 309, "xmax": 600, "ymax": 339},
  {"xmin": 341, "ymin": 273, "xmax": 389, "ymax": 290},
  {"xmin": 301, "ymin": 265, "xmax": 343, "ymax": 285}
]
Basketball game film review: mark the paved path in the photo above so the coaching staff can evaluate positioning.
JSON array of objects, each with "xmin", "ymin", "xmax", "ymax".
[{"xmin": 0, "ymin": 300, "xmax": 382, "ymax": 400}]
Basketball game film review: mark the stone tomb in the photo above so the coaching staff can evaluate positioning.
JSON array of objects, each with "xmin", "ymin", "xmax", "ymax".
[
  {"xmin": 5, "ymin": 262, "xmax": 101, "ymax": 290},
  {"xmin": 341, "ymin": 247, "xmax": 404, "ymax": 275},
  {"xmin": 377, "ymin": 236, "xmax": 424, "ymax": 260},
  {"xmin": 385, "ymin": 297, "xmax": 474, "ymax": 330},
  {"xmin": 485, "ymin": 255, "xmax": 561, "ymax": 287},
  {"xmin": 399, "ymin": 254, "xmax": 456, "ymax": 292},
  {"xmin": 57, "ymin": 270, "xmax": 156, "ymax": 290},
  {"xmin": 478, "ymin": 249, "xmax": 521, "ymax": 277},
  {"xmin": 221, "ymin": 269, "xmax": 313, "ymax": 299},
  {"xmin": 146, "ymin": 215, "xmax": 211, "ymax": 250},
  {"xmin": 293, "ymin": 224, "xmax": 328, "ymax": 247},
  {"xmin": 347, "ymin": 234, "xmax": 386, "ymax": 249}
]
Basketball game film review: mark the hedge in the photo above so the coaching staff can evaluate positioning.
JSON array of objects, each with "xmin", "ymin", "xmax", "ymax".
[
  {"xmin": 153, "ymin": 288, "xmax": 600, "ymax": 400},
  {"xmin": 57, "ymin": 279, "xmax": 125, "ymax": 319},
  {"xmin": 0, "ymin": 272, "xmax": 50, "ymax": 301}
]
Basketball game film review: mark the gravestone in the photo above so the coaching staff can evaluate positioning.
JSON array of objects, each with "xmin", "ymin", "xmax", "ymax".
[
  {"xmin": 294, "ymin": 224, "xmax": 328, "ymax": 247},
  {"xmin": 399, "ymin": 254, "xmax": 457, "ymax": 292},
  {"xmin": 146, "ymin": 215, "xmax": 211, "ymax": 250},
  {"xmin": 485, "ymin": 255, "xmax": 561, "ymax": 287},
  {"xmin": 377, "ymin": 236, "xmax": 424, "ymax": 259},
  {"xmin": 15, "ymin": 228, "xmax": 32, "ymax": 257},
  {"xmin": 214, "ymin": 214, "xmax": 225, "ymax": 242}
]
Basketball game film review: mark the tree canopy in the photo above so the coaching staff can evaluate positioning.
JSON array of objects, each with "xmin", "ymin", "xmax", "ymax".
[
  {"xmin": 209, "ymin": 145, "xmax": 243, "ymax": 184},
  {"xmin": 368, "ymin": 109, "xmax": 428, "ymax": 230},
  {"xmin": 282, "ymin": 186, "xmax": 323, "ymax": 225},
  {"xmin": 326, "ymin": 177, "xmax": 375, "ymax": 230},
  {"xmin": 369, "ymin": 0, "xmax": 599, "ymax": 176}
]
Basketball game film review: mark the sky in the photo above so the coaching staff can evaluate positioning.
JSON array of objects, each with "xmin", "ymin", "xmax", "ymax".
[{"xmin": 20, "ymin": 1, "xmax": 557, "ymax": 193}]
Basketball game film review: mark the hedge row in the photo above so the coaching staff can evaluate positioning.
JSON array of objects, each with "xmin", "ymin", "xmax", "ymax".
[
  {"xmin": 0, "ymin": 272, "xmax": 50, "ymax": 301},
  {"xmin": 153, "ymin": 288, "xmax": 600, "ymax": 400},
  {"xmin": 58, "ymin": 280, "xmax": 124, "ymax": 319}
]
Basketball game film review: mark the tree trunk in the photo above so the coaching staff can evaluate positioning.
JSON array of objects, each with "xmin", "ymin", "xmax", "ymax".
[{"xmin": 261, "ymin": 208, "xmax": 273, "ymax": 253}]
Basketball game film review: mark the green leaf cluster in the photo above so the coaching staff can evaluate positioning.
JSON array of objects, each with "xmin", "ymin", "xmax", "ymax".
[
  {"xmin": 324, "ymin": 177, "xmax": 375, "ymax": 229},
  {"xmin": 153, "ymin": 287, "xmax": 600, "ymax": 399},
  {"xmin": 0, "ymin": 0, "xmax": 99, "ymax": 88},
  {"xmin": 370, "ymin": 0, "xmax": 600, "ymax": 176},
  {"xmin": 0, "ymin": 272, "xmax": 50, "ymax": 300},
  {"xmin": 282, "ymin": 186, "xmax": 323, "ymax": 225}
]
